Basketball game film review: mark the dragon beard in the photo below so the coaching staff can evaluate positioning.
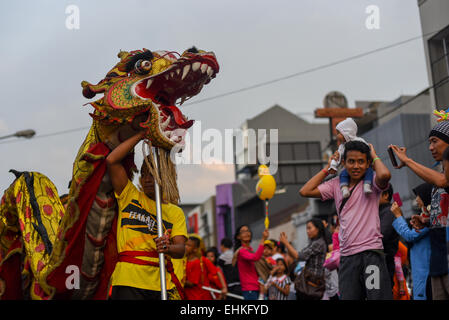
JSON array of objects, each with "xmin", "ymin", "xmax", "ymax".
[{"xmin": 142, "ymin": 141, "xmax": 179, "ymax": 205}]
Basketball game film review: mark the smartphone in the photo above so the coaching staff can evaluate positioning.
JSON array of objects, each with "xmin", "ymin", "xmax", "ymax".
[
  {"xmin": 393, "ymin": 192, "xmax": 403, "ymax": 207},
  {"xmin": 388, "ymin": 147, "xmax": 398, "ymax": 167}
]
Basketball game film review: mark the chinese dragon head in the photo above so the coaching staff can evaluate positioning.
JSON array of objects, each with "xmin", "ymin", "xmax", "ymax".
[{"xmin": 82, "ymin": 47, "xmax": 218, "ymax": 150}]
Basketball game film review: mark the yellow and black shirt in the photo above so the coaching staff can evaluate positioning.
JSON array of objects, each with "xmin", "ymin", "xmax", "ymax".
[{"xmin": 111, "ymin": 180, "xmax": 187, "ymax": 291}]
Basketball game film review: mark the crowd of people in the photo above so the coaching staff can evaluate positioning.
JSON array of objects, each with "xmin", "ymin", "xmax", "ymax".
[
  {"xmin": 177, "ymin": 117, "xmax": 449, "ymax": 300},
  {"xmin": 104, "ymin": 114, "xmax": 449, "ymax": 300}
]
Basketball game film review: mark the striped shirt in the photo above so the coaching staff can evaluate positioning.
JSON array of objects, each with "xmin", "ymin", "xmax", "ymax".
[{"xmin": 266, "ymin": 274, "xmax": 291, "ymax": 300}]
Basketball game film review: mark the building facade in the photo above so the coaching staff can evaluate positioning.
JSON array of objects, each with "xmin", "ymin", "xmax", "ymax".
[
  {"xmin": 185, "ymin": 196, "xmax": 217, "ymax": 249},
  {"xmin": 216, "ymin": 105, "xmax": 330, "ymax": 248},
  {"xmin": 418, "ymin": 0, "xmax": 449, "ymax": 111},
  {"xmin": 361, "ymin": 113, "xmax": 433, "ymax": 218}
]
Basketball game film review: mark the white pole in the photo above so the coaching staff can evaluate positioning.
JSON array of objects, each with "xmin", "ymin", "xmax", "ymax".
[
  {"xmin": 201, "ymin": 286, "xmax": 244, "ymax": 300},
  {"xmin": 152, "ymin": 147, "xmax": 167, "ymax": 300}
]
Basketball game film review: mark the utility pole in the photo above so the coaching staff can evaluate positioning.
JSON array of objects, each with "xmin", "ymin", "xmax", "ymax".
[{"xmin": 314, "ymin": 92, "xmax": 363, "ymax": 152}]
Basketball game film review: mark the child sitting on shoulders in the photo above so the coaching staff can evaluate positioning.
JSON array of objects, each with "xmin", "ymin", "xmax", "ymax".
[{"xmin": 328, "ymin": 117, "xmax": 374, "ymax": 198}]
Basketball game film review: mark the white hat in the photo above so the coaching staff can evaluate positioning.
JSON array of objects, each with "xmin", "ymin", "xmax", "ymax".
[{"xmin": 335, "ymin": 118, "xmax": 358, "ymax": 142}]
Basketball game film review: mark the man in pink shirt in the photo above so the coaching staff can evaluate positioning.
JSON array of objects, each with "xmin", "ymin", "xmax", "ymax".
[{"xmin": 300, "ymin": 141, "xmax": 393, "ymax": 300}]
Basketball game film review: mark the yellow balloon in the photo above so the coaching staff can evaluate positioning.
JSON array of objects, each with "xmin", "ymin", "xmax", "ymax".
[
  {"xmin": 256, "ymin": 174, "xmax": 276, "ymax": 200},
  {"xmin": 257, "ymin": 164, "xmax": 270, "ymax": 178}
]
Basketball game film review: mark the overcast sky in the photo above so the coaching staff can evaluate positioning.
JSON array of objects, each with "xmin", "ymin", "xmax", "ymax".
[{"xmin": 0, "ymin": 0, "xmax": 429, "ymax": 204}]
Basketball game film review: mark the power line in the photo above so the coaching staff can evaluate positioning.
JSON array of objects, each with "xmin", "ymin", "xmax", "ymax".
[
  {"xmin": 184, "ymin": 29, "xmax": 440, "ymax": 107},
  {"xmin": 0, "ymin": 29, "xmax": 440, "ymax": 144},
  {"xmin": 376, "ymin": 78, "xmax": 449, "ymax": 123},
  {"xmin": 0, "ymin": 126, "xmax": 90, "ymax": 145}
]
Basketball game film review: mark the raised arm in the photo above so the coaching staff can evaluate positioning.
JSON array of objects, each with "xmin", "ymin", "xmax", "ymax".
[
  {"xmin": 279, "ymin": 232, "xmax": 299, "ymax": 260},
  {"xmin": 391, "ymin": 202, "xmax": 429, "ymax": 242},
  {"xmin": 239, "ymin": 230, "xmax": 269, "ymax": 262},
  {"xmin": 300, "ymin": 153, "xmax": 336, "ymax": 198},
  {"xmin": 390, "ymin": 144, "xmax": 447, "ymax": 188},
  {"xmin": 370, "ymin": 144, "xmax": 391, "ymax": 189},
  {"xmin": 239, "ymin": 246, "xmax": 263, "ymax": 262},
  {"xmin": 106, "ymin": 130, "xmax": 146, "ymax": 195}
]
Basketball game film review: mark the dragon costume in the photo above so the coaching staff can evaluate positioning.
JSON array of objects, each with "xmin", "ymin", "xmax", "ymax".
[{"xmin": 0, "ymin": 47, "xmax": 219, "ymax": 300}]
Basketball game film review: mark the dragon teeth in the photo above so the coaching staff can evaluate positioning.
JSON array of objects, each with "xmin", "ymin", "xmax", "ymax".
[
  {"xmin": 146, "ymin": 79, "xmax": 153, "ymax": 89},
  {"xmin": 192, "ymin": 62, "xmax": 201, "ymax": 72},
  {"xmin": 176, "ymin": 68, "xmax": 181, "ymax": 76},
  {"xmin": 181, "ymin": 65, "xmax": 190, "ymax": 80},
  {"xmin": 206, "ymin": 66, "xmax": 213, "ymax": 77},
  {"xmin": 200, "ymin": 64, "xmax": 207, "ymax": 74}
]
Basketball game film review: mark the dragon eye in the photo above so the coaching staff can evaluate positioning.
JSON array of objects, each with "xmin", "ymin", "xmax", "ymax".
[{"xmin": 135, "ymin": 59, "xmax": 152, "ymax": 74}]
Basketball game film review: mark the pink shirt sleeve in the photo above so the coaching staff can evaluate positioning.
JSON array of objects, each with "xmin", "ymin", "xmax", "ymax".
[
  {"xmin": 372, "ymin": 173, "xmax": 388, "ymax": 193},
  {"xmin": 318, "ymin": 177, "xmax": 338, "ymax": 201},
  {"xmin": 239, "ymin": 244, "xmax": 264, "ymax": 262}
]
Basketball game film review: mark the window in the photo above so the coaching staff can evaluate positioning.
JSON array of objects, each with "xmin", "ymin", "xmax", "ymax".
[
  {"xmin": 187, "ymin": 213, "xmax": 199, "ymax": 234},
  {"xmin": 293, "ymin": 143, "xmax": 308, "ymax": 160},
  {"xmin": 280, "ymin": 165, "xmax": 296, "ymax": 184},
  {"xmin": 295, "ymin": 165, "xmax": 310, "ymax": 184},
  {"xmin": 268, "ymin": 141, "xmax": 324, "ymax": 185},
  {"xmin": 429, "ymin": 27, "xmax": 449, "ymax": 106},
  {"xmin": 307, "ymin": 143, "xmax": 321, "ymax": 159},
  {"xmin": 236, "ymin": 140, "xmax": 324, "ymax": 185},
  {"xmin": 201, "ymin": 213, "xmax": 209, "ymax": 236},
  {"xmin": 279, "ymin": 144, "xmax": 294, "ymax": 161},
  {"xmin": 224, "ymin": 209, "xmax": 233, "ymax": 239}
]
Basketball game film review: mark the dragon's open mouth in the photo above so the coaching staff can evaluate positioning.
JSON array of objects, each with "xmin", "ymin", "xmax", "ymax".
[{"xmin": 132, "ymin": 53, "xmax": 219, "ymax": 144}]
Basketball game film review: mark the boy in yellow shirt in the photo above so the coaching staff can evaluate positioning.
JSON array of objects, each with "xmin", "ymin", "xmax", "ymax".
[{"xmin": 107, "ymin": 130, "xmax": 187, "ymax": 300}]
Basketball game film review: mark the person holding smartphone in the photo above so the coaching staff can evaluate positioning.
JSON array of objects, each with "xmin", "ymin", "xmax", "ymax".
[{"xmin": 389, "ymin": 120, "xmax": 449, "ymax": 299}]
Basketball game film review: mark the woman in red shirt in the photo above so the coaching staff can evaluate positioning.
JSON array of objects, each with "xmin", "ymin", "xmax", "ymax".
[{"xmin": 233, "ymin": 225, "xmax": 269, "ymax": 300}]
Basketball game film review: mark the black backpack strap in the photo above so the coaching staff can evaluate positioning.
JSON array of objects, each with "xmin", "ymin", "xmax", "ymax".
[{"xmin": 338, "ymin": 180, "xmax": 362, "ymax": 214}]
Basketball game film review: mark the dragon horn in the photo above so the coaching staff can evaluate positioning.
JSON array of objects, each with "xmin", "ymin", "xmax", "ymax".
[
  {"xmin": 117, "ymin": 50, "xmax": 130, "ymax": 60},
  {"xmin": 9, "ymin": 169, "xmax": 25, "ymax": 179}
]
